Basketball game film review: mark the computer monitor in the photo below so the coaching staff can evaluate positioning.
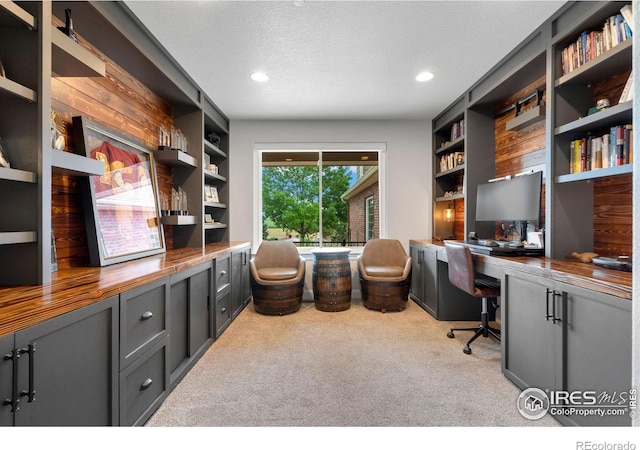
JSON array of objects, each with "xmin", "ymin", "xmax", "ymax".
[{"xmin": 475, "ymin": 171, "xmax": 542, "ymax": 223}]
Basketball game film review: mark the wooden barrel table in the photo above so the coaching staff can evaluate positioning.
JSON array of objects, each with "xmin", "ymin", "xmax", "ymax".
[{"xmin": 311, "ymin": 248, "xmax": 352, "ymax": 312}]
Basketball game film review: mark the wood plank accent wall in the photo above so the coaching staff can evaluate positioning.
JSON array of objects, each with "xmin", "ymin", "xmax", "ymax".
[
  {"xmin": 493, "ymin": 73, "xmax": 632, "ymax": 256},
  {"xmin": 51, "ymin": 17, "xmax": 176, "ymax": 269},
  {"xmin": 493, "ymin": 75, "xmax": 546, "ymax": 240}
]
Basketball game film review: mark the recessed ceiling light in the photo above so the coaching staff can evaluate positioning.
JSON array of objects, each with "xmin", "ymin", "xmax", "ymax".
[
  {"xmin": 416, "ymin": 71, "xmax": 434, "ymax": 82},
  {"xmin": 251, "ymin": 71, "xmax": 269, "ymax": 82}
]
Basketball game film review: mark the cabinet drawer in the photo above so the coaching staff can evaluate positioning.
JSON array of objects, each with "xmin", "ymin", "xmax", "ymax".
[
  {"xmin": 120, "ymin": 278, "xmax": 169, "ymax": 368},
  {"xmin": 215, "ymin": 256, "xmax": 231, "ymax": 293},
  {"xmin": 119, "ymin": 339, "xmax": 168, "ymax": 426},
  {"xmin": 215, "ymin": 290, "xmax": 232, "ymax": 338}
]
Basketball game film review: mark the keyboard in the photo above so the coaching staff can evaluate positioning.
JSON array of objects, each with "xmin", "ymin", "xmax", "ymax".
[{"xmin": 460, "ymin": 240, "xmax": 544, "ymax": 256}]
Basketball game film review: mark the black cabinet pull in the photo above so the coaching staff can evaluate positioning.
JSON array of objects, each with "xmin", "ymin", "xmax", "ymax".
[
  {"xmin": 140, "ymin": 378, "xmax": 153, "ymax": 391},
  {"xmin": 19, "ymin": 343, "xmax": 36, "ymax": 403},
  {"xmin": 545, "ymin": 288, "xmax": 553, "ymax": 321},
  {"xmin": 551, "ymin": 290, "xmax": 562, "ymax": 324},
  {"xmin": 140, "ymin": 311, "xmax": 153, "ymax": 321},
  {"xmin": 3, "ymin": 349, "xmax": 20, "ymax": 412}
]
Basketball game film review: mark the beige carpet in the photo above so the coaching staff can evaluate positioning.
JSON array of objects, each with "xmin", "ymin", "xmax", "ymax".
[{"xmin": 145, "ymin": 298, "xmax": 559, "ymax": 427}]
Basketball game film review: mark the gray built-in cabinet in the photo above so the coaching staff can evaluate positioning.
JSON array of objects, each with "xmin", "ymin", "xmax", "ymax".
[
  {"xmin": 502, "ymin": 269, "xmax": 632, "ymax": 426},
  {"xmin": 0, "ymin": 297, "xmax": 119, "ymax": 426},
  {"xmin": 0, "ymin": 243, "xmax": 251, "ymax": 426}
]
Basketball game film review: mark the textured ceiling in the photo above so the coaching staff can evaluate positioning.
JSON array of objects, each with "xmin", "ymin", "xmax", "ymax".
[{"xmin": 124, "ymin": 0, "xmax": 566, "ymax": 121}]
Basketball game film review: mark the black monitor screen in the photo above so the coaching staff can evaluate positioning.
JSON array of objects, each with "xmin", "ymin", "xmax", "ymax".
[{"xmin": 475, "ymin": 171, "xmax": 542, "ymax": 222}]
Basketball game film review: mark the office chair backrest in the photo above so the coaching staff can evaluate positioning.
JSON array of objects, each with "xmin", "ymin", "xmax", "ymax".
[{"xmin": 444, "ymin": 242, "xmax": 476, "ymax": 296}]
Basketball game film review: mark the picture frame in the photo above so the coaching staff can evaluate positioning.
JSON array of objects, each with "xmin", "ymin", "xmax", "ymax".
[
  {"xmin": 73, "ymin": 116, "xmax": 165, "ymax": 266},
  {"xmin": 210, "ymin": 185, "xmax": 219, "ymax": 203}
]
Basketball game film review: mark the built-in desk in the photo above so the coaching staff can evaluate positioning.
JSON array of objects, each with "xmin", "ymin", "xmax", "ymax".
[{"xmin": 410, "ymin": 239, "xmax": 632, "ymax": 427}]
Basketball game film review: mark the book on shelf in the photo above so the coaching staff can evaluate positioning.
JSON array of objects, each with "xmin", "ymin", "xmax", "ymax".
[
  {"xmin": 560, "ymin": 9, "xmax": 632, "ymax": 76},
  {"xmin": 450, "ymin": 119, "xmax": 465, "ymax": 141},
  {"xmin": 619, "ymin": 73, "xmax": 633, "ymax": 103},
  {"xmin": 569, "ymin": 124, "xmax": 632, "ymax": 174},
  {"xmin": 620, "ymin": 4, "xmax": 633, "ymax": 30}
]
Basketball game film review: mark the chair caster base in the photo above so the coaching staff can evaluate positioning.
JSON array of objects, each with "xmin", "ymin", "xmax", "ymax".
[
  {"xmin": 463, "ymin": 346, "xmax": 472, "ymax": 355},
  {"xmin": 447, "ymin": 331, "xmax": 455, "ymax": 339}
]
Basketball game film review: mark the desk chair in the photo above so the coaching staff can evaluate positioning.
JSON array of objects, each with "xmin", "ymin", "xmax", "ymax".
[{"xmin": 444, "ymin": 242, "xmax": 501, "ymax": 354}]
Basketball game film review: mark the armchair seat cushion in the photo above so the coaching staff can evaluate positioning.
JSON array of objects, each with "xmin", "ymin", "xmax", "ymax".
[
  {"xmin": 258, "ymin": 267, "xmax": 300, "ymax": 281},
  {"xmin": 364, "ymin": 265, "xmax": 405, "ymax": 278}
]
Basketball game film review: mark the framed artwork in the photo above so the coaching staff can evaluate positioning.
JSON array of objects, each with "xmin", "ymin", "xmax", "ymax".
[{"xmin": 73, "ymin": 116, "xmax": 165, "ymax": 266}]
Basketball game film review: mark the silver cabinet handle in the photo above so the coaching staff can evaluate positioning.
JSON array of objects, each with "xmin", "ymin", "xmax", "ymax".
[
  {"xmin": 140, "ymin": 311, "xmax": 153, "ymax": 321},
  {"xmin": 140, "ymin": 378, "xmax": 153, "ymax": 391}
]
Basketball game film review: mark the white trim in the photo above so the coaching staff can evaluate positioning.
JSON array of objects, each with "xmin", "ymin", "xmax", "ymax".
[{"xmin": 253, "ymin": 142, "xmax": 387, "ymax": 249}]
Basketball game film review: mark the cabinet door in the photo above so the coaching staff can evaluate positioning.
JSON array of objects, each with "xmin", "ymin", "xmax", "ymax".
[
  {"xmin": 421, "ymin": 247, "xmax": 438, "ymax": 317},
  {"xmin": 189, "ymin": 266, "xmax": 212, "ymax": 355},
  {"xmin": 409, "ymin": 245, "xmax": 424, "ymax": 305},
  {"xmin": 231, "ymin": 250, "xmax": 243, "ymax": 318},
  {"xmin": 169, "ymin": 263, "xmax": 213, "ymax": 388},
  {"xmin": 561, "ymin": 282, "xmax": 632, "ymax": 426},
  {"xmin": 169, "ymin": 277, "xmax": 189, "ymax": 382},
  {"xmin": 241, "ymin": 248, "xmax": 252, "ymax": 307},
  {"xmin": 13, "ymin": 297, "xmax": 119, "ymax": 426},
  {"xmin": 0, "ymin": 333, "xmax": 14, "ymax": 426},
  {"xmin": 502, "ymin": 271, "xmax": 560, "ymax": 393}
]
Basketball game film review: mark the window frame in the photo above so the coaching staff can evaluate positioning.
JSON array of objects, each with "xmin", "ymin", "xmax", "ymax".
[{"xmin": 253, "ymin": 142, "xmax": 386, "ymax": 253}]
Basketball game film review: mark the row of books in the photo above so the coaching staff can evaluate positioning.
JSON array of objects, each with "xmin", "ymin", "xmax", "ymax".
[
  {"xmin": 438, "ymin": 152, "xmax": 464, "ymax": 174},
  {"xmin": 569, "ymin": 124, "xmax": 633, "ymax": 174},
  {"xmin": 450, "ymin": 119, "xmax": 465, "ymax": 141},
  {"xmin": 560, "ymin": 5, "xmax": 632, "ymax": 76}
]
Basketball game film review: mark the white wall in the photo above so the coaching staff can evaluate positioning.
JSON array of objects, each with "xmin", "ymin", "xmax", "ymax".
[{"xmin": 227, "ymin": 119, "xmax": 433, "ymax": 252}]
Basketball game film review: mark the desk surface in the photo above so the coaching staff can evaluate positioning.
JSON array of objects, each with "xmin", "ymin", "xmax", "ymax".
[
  {"xmin": 0, "ymin": 241, "xmax": 251, "ymax": 337},
  {"xmin": 410, "ymin": 239, "xmax": 632, "ymax": 300}
]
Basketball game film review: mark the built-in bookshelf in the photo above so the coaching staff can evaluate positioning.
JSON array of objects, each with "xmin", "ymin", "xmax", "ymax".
[{"xmin": 431, "ymin": 1, "xmax": 633, "ymax": 259}]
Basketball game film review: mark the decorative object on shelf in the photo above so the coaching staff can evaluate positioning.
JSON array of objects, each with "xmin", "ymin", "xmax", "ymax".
[
  {"xmin": 171, "ymin": 126, "xmax": 188, "ymax": 154},
  {"xmin": 207, "ymin": 132, "xmax": 220, "ymax": 147},
  {"xmin": 588, "ymin": 98, "xmax": 611, "ymax": 115},
  {"xmin": 204, "ymin": 213, "xmax": 214, "ymax": 224},
  {"xmin": 51, "ymin": 227, "xmax": 58, "ymax": 272},
  {"xmin": 209, "ymin": 163, "xmax": 218, "ymax": 174},
  {"xmin": 170, "ymin": 186, "xmax": 188, "ymax": 215},
  {"xmin": 444, "ymin": 202, "xmax": 454, "ymax": 223},
  {"xmin": 210, "ymin": 185, "xmax": 219, "ymax": 203},
  {"xmin": 0, "ymin": 56, "xmax": 5, "ymax": 78},
  {"xmin": 159, "ymin": 190, "xmax": 169, "ymax": 216},
  {"xmin": 571, "ymin": 251, "xmax": 599, "ymax": 263},
  {"xmin": 72, "ymin": 116, "xmax": 165, "ymax": 267},
  {"xmin": 504, "ymin": 88, "xmax": 545, "ymax": 131},
  {"xmin": 51, "ymin": 110, "xmax": 66, "ymax": 151},
  {"xmin": 0, "ymin": 136, "xmax": 10, "ymax": 168},
  {"xmin": 57, "ymin": 9, "xmax": 78, "ymax": 43},
  {"xmin": 158, "ymin": 125, "xmax": 171, "ymax": 151}
]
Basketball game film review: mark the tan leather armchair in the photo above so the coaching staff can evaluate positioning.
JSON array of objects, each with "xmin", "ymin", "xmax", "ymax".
[
  {"xmin": 250, "ymin": 240, "xmax": 306, "ymax": 315},
  {"xmin": 358, "ymin": 239, "xmax": 412, "ymax": 312}
]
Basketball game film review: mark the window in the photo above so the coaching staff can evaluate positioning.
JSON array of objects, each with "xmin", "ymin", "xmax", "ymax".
[
  {"xmin": 257, "ymin": 144, "xmax": 384, "ymax": 248},
  {"xmin": 365, "ymin": 195, "xmax": 375, "ymax": 241}
]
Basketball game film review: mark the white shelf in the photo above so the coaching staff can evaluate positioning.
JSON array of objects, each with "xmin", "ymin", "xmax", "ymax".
[
  {"xmin": 161, "ymin": 215, "xmax": 197, "ymax": 226},
  {"xmin": 0, "ymin": 231, "xmax": 37, "ymax": 245},
  {"xmin": 51, "ymin": 26, "xmax": 106, "ymax": 78},
  {"xmin": 0, "ymin": 76, "xmax": 37, "ymax": 103},
  {"xmin": 52, "ymin": 151, "xmax": 105, "ymax": 176},
  {"xmin": 0, "ymin": 2, "xmax": 36, "ymax": 28},
  {"xmin": 0, "ymin": 166, "xmax": 37, "ymax": 183}
]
